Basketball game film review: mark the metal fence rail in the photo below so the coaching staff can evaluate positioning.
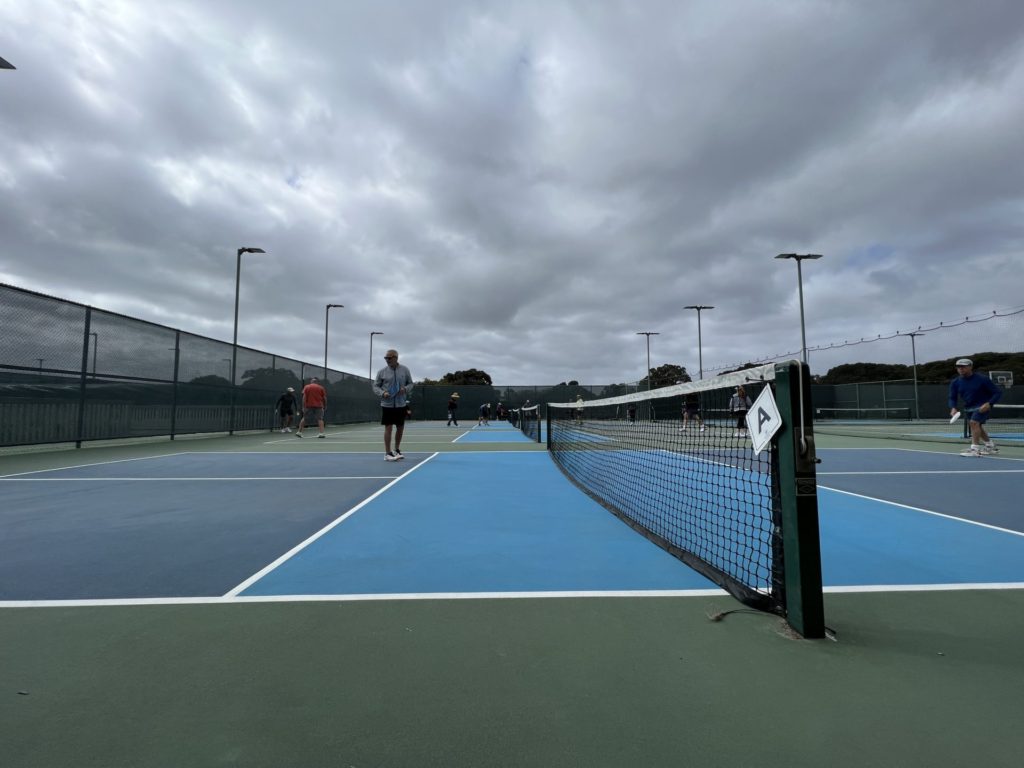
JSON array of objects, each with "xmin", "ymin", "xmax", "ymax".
[{"xmin": 0, "ymin": 282, "xmax": 381, "ymax": 448}]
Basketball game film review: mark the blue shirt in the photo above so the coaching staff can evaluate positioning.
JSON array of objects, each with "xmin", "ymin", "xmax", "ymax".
[{"xmin": 948, "ymin": 372, "xmax": 1001, "ymax": 410}]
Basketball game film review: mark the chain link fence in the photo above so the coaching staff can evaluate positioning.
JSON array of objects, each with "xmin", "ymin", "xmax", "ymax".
[{"xmin": 0, "ymin": 283, "xmax": 380, "ymax": 447}]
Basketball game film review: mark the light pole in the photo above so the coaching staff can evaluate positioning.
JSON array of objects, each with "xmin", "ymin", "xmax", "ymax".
[
  {"xmin": 89, "ymin": 332, "xmax": 98, "ymax": 377},
  {"xmin": 222, "ymin": 358, "xmax": 232, "ymax": 381},
  {"xmin": 36, "ymin": 358, "xmax": 44, "ymax": 375},
  {"xmin": 230, "ymin": 246, "xmax": 264, "ymax": 435},
  {"xmin": 775, "ymin": 253, "xmax": 823, "ymax": 365},
  {"xmin": 369, "ymin": 331, "xmax": 383, "ymax": 379},
  {"xmin": 636, "ymin": 332, "xmax": 660, "ymax": 390},
  {"xmin": 324, "ymin": 303, "xmax": 344, "ymax": 379},
  {"xmin": 902, "ymin": 331, "xmax": 925, "ymax": 420},
  {"xmin": 683, "ymin": 305, "xmax": 713, "ymax": 379}
]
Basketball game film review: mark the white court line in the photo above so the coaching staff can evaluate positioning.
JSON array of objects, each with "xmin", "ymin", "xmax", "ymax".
[
  {"xmin": 223, "ymin": 452, "xmax": 441, "ymax": 597},
  {"xmin": 819, "ymin": 485, "xmax": 1024, "ymax": 538},
  {"xmin": 0, "ymin": 452, "xmax": 190, "ymax": 479},
  {"xmin": 823, "ymin": 583, "xmax": 1024, "ymax": 593},
  {"xmin": 0, "ymin": 476, "xmax": 398, "ymax": 482},
  {"xmin": 820, "ymin": 469, "xmax": 1024, "ymax": 475},
  {"xmin": 4, "ymin": 583, "xmax": 1024, "ymax": 608}
]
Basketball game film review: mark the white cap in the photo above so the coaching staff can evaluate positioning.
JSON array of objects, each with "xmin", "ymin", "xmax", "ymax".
[{"xmin": 955, "ymin": 358, "xmax": 973, "ymax": 367}]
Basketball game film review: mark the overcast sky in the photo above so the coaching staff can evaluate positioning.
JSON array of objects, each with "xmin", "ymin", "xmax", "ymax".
[{"xmin": 1, "ymin": 0, "xmax": 1022, "ymax": 384}]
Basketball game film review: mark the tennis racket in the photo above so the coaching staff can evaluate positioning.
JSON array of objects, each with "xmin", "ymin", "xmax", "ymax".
[{"xmin": 949, "ymin": 411, "xmax": 962, "ymax": 424}]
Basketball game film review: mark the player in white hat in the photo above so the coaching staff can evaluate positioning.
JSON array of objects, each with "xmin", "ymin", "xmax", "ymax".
[{"xmin": 949, "ymin": 358, "xmax": 1002, "ymax": 456}]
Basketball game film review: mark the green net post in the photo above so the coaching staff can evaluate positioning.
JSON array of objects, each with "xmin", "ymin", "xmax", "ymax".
[{"xmin": 774, "ymin": 361, "xmax": 825, "ymax": 638}]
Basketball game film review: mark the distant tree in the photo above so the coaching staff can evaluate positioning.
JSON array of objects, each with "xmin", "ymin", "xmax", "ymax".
[
  {"xmin": 819, "ymin": 363, "xmax": 911, "ymax": 385},
  {"xmin": 439, "ymin": 368, "xmax": 493, "ymax": 386},
  {"xmin": 239, "ymin": 366, "xmax": 302, "ymax": 391},
  {"xmin": 641, "ymin": 363, "xmax": 689, "ymax": 389}
]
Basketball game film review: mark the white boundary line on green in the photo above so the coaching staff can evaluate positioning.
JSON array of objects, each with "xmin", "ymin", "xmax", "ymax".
[{"xmin": 6, "ymin": 584, "xmax": 1024, "ymax": 609}]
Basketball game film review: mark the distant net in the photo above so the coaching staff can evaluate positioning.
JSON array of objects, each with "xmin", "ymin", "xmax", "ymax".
[
  {"xmin": 815, "ymin": 406, "xmax": 912, "ymax": 421},
  {"xmin": 512, "ymin": 405, "xmax": 541, "ymax": 442},
  {"xmin": 968, "ymin": 403, "xmax": 1024, "ymax": 442},
  {"xmin": 547, "ymin": 363, "xmax": 792, "ymax": 613}
]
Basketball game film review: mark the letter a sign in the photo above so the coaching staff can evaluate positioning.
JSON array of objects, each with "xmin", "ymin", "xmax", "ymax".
[{"xmin": 746, "ymin": 385, "xmax": 782, "ymax": 455}]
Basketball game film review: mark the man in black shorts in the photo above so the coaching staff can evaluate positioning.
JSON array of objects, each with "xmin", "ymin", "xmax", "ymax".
[
  {"xmin": 275, "ymin": 387, "xmax": 298, "ymax": 433},
  {"xmin": 373, "ymin": 349, "xmax": 414, "ymax": 461}
]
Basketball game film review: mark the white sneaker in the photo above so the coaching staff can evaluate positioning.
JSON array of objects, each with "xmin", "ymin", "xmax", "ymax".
[
  {"xmin": 280, "ymin": 429, "xmax": 287, "ymax": 433},
  {"xmin": 960, "ymin": 447, "xmax": 983, "ymax": 457},
  {"xmin": 317, "ymin": 433, "xmax": 325, "ymax": 439},
  {"xmin": 700, "ymin": 426, "xmax": 706, "ymax": 432},
  {"xmin": 733, "ymin": 431, "xmax": 739, "ymax": 437},
  {"xmin": 285, "ymin": 427, "xmax": 291, "ymax": 433},
  {"xmin": 385, "ymin": 452, "xmax": 398, "ymax": 461},
  {"xmin": 394, "ymin": 450, "xmax": 405, "ymax": 460},
  {"xmin": 985, "ymin": 443, "xmax": 999, "ymax": 453}
]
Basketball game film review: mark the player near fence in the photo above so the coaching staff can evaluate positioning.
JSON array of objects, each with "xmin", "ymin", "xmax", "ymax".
[
  {"xmin": 276, "ymin": 387, "xmax": 298, "ymax": 433},
  {"xmin": 949, "ymin": 358, "xmax": 1002, "ymax": 456},
  {"xmin": 728, "ymin": 386, "xmax": 752, "ymax": 438},
  {"xmin": 295, "ymin": 378, "xmax": 327, "ymax": 438},
  {"xmin": 446, "ymin": 392, "xmax": 460, "ymax": 427},
  {"xmin": 373, "ymin": 349, "xmax": 414, "ymax": 461},
  {"xmin": 680, "ymin": 391, "xmax": 705, "ymax": 433}
]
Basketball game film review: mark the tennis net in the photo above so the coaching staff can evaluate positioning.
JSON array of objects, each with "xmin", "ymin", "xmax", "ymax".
[
  {"xmin": 512, "ymin": 405, "xmax": 541, "ymax": 442},
  {"xmin": 815, "ymin": 406, "xmax": 912, "ymax": 421},
  {"xmin": 546, "ymin": 361, "xmax": 824, "ymax": 636},
  {"xmin": 966, "ymin": 403, "xmax": 1024, "ymax": 442}
]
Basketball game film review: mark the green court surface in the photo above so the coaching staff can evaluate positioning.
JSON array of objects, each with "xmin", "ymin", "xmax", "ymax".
[{"xmin": 2, "ymin": 426, "xmax": 1022, "ymax": 767}]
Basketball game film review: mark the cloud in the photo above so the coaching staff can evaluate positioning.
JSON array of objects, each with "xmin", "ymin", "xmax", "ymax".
[{"xmin": 1, "ymin": 0, "xmax": 1022, "ymax": 385}]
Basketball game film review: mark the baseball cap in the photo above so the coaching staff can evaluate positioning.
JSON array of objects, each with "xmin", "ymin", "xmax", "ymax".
[
  {"xmin": 451, "ymin": 392, "xmax": 460, "ymax": 398},
  {"xmin": 286, "ymin": 387, "xmax": 294, "ymax": 392},
  {"xmin": 955, "ymin": 358, "xmax": 973, "ymax": 367}
]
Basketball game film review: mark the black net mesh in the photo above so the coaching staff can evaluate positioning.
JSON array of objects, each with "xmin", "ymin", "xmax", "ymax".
[{"xmin": 547, "ymin": 364, "xmax": 785, "ymax": 613}]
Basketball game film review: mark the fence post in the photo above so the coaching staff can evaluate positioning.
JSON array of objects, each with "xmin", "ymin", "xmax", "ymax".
[
  {"xmin": 75, "ymin": 308, "xmax": 92, "ymax": 448},
  {"xmin": 170, "ymin": 330, "xmax": 181, "ymax": 440}
]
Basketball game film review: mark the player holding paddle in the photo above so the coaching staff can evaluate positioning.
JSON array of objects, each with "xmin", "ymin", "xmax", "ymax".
[{"xmin": 948, "ymin": 358, "xmax": 1002, "ymax": 457}]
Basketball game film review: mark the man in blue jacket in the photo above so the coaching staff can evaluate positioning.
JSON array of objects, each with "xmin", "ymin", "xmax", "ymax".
[{"xmin": 949, "ymin": 358, "xmax": 1002, "ymax": 456}]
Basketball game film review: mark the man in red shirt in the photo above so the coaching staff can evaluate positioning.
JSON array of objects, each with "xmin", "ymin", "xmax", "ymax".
[{"xmin": 295, "ymin": 377, "xmax": 327, "ymax": 438}]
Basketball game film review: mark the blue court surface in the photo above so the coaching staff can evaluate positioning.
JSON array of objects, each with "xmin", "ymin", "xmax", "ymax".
[{"xmin": 1, "ymin": 445, "xmax": 1023, "ymax": 604}]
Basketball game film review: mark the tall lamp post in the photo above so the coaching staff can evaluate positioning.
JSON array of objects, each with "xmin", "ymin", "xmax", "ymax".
[
  {"xmin": 324, "ymin": 303, "xmax": 344, "ymax": 379},
  {"xmin": 89, "ymin": 332, "xmax": 98, "ymax": 377},
  {"xmin": 636, "ymin": 331, "xmax": 660, "ymax": 390},
  {"xmin": 230, "ymin": 246, "xmax": 265, "ymax": 435},
  {"xmin": 369, "ymin": 331, "xmax": 383, "ymax": 379},
  {"xmin": 775, "ymin": 253, "xmax": 823, "ymax": 365},
  {"xmin": 902, "ymin": 331, "xmax": 925, "ymax": 420},
  {"xmin": 683, "ymin": 305, "xmax": 713, "ymax": 379}
]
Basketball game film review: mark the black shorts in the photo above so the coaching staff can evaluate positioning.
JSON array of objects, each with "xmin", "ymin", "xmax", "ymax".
[
  {"xmin": 279, "ymin": 408, "xmax": 294, "ymax": 417},
  {"xmin": 381, "ymin": 406, "xmax": 407, "ymax": 426}
]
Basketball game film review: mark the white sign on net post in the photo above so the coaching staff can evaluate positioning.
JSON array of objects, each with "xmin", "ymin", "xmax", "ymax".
[{"xmin": 746, "ymin": 385, "xmax": 782, "ymax": 455}]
